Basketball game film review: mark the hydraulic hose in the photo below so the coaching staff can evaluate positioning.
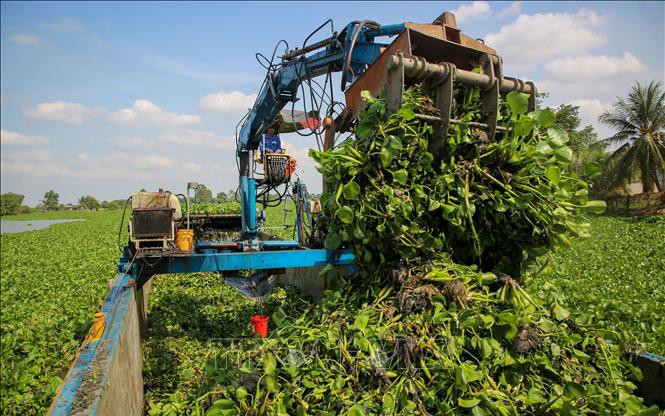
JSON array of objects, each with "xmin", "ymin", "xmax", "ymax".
[{"xmin": 341, "ymin": 20, "xmax": 381, "ymax": 91}]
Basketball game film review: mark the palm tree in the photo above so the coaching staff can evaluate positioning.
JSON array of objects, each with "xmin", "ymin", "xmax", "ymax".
[
  {"xmin": 599, "ymin": 81, "xmax": 665, "ymax": 193},
  {"xmin": 570, "ymin": 126, "xmax": 607, "ymax": 177}
]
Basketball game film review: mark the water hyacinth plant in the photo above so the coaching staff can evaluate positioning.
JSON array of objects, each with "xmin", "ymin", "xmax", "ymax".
[{"xmin": 190, "ymin": 87, "xmax": 658, "ymax": 415}]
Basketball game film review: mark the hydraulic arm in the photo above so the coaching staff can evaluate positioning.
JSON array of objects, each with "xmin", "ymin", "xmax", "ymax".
[
  {"xmin": 236, "ymin": 20, "xmax": 405, "ymax": 244},
  {"xmin": 236, "ymin": 11, "xmax": 536, "ymax": 247}
]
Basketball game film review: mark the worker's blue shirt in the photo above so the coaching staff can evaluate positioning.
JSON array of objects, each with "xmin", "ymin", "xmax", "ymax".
[{"xmin": 260, "ymin": 133, "xmax": 282, "ymax": 154}]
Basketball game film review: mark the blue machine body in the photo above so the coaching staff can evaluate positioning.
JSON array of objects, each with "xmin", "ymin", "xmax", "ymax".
[{"xmin": 121, "ymin": 246, "xmax": 355, "ymax": 289}]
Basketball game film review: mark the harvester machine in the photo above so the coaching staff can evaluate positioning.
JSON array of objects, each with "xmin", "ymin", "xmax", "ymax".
[
  {"xmin": 232, "ymin": 9, "xmax": 537, "ymax": 262},
  {"xmin": 117, "ymin": 10, "xmax": 538, "ymax": 300},
  {"xmin": 50, "ymin": 12, "xmax": 536, "ymax": 415},
  {"xmin": 48, "ymin": 10, "xmax": 664, "ymax": 415}
]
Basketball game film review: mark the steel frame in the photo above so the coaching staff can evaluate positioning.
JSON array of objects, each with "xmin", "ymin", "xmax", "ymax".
[{"xmin": 119, "ymin": 244, "xmax": 355, "ymax": 288}]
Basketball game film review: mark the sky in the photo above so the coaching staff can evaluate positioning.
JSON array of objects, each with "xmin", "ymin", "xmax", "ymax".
[{"xmin": 1, "ymin": 1, "xmax": 663, "ymax": 205}]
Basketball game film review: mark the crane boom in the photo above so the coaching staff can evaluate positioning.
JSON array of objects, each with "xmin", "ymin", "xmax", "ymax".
[{"xmin": 237, "ymin": 21, "xmax": 405, "ymax": 151}]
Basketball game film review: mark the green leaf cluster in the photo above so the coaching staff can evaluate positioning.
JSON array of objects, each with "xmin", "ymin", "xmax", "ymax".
[
  {"xmin": 310, "ymin": 87, "xmax": 606, "ymax": 277},
  {"xmin": 186, "ymin": 87, "xmax": 654, "ymax": 415}
]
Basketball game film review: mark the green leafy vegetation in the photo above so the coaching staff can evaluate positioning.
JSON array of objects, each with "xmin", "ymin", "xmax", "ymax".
[
  {"xmin": 42, "ymin": 190, "xmax": 60, "ymax": 211},
  {"xmin": 143, "ymin": 274, "xmax": 309, "ymax": 414},
  {"xmin": 0, "ymin": 193, "xmax": 32, "ymax": 216},
  {"xmin": 1, "ymin": 80, "xmax": 661, "ymax": 414},
  {"xmin": 78, "ymin": 195, "xmax": 101, "ymax": 210},
  {"xmin": 172, "ymin": 87, "xmax": 656, "ymax": 415},
  {"xmin": 0, "ymin": 210, "xmax": 123, "ymax": 415},
  {"xmin": 530, "ymin": 215, "xmax": 665, "ymax": 354},
  {"xmin": 4, "ymin": 209, "xmax": 659, "ymax": 415},
  {"xmin": 0, "ymin": 204, "xmax": 295, "ymax": 414},
  {"xmin": 190, "ymin": 201, "xmax": 241, "ymax": 215},
  {"xmin": 194, "ymin": 185, "xmax": 215, "ymax": 204},
  {"xmin": 312, "ymin": 87, "xmax": 603, "ymax": 277},
  {"xmin": 552, "ymin": 104, "xmax": 607, "ymax": 179}
]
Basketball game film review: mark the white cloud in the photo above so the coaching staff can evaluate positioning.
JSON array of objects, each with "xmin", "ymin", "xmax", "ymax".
[
  {"xmin": 182, "ymin": 162, "xmax": 202, "ymax": 173},
  {"xmin": 108, "ymin": 99, "xmax": 200, "ymax": 127},
  {"xmin": 3, "ymin": 149, "xmax": 51, "ymax": 162},
  {"xmin": 78, "ymin": 153, "xmax": 174, "ymax": 177},
  {"xmin": 10, "ymin": 33, "xmax": 40, "ymax": 46},
  {"xmin": 451, "ymin": 1, "xmax": 491, "ymax": 24},
  {"xmin": 111, "ymin": 130, "xmax": 235, "ymax": 151},
  {"xmin": 1, "ymin": 149, "xmax": 68, "ymax": 178},
  {"xmin": 97, "ymin": 152, "xmax": 173, "ymax": 168},
  {"xmin": 537, "ymin": 78, "xmax": 618, "ymax": 104},
  {"xmin": 568, "ymin": 99, "xmax": 612, "ymax": 127},
  {"xmin": 536, "ymin": 52, "xmax": 646, "ymax": 101},
  {"xmin": 44, "ymin": 18, "xmax": 85, "ymax": 32},
  {"xmin": 142, "ymin": 154, "xmax": 173, "ymax": 167},
  {"xmin": 111, "ymin": 136, "xmax": 146, "ymax": 148},
  {"xmin": 79, "ymin": 153, "xmax": 173, "ymax": 175},
  {"xmin": 24, "ymin": 101, "xmax": 106, "ymax": 124},
  {"xmin": 199, "ymin": 90, "xmax": 257, "ymax": 114},
  {"xmin": 485, "ymin": 10, "xmax": 607, "ymax": 71},
  {"xmin": 1, "ymin": 151, "xmax": 173, "ymax": 179},
  {"xmin": 1, "ymin": 130, "xmax": 48, "ymax": 146},
  {"xmin": 544, "ymin": 52, "xmax": 644, "ymax": 81},
  {"xmin": 157, "ymin": 129, "xmax": 235, "ymax": 149},
  {"xmin": 497, "ymin": 2, "xmax": 522, "ymax": 18}
]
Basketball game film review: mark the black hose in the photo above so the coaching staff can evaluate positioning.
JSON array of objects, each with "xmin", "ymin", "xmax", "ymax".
[
  {"xmin": 302, "ymin": 19, "xmax": 334, "ymax": 50},
  {"xmin": 256, "ymin": 39, "xmax": 289, "ymax": 71},
  {"xmin": 117, "ymin": 196, "xmax": 132, "ymax": 254},
  {"xmin": 341, "ymin": 20, "xmax": 380, "ymax": 91}
]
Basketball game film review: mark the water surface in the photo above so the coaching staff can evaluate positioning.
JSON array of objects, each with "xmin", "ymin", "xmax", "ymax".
[{"xmin": 1, "ymin": 219, "xmax": 85, "ymax": 234}]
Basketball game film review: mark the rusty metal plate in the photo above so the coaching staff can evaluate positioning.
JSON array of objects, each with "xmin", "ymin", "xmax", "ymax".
[{"xmin": 344, "ymin": 31, "xmax": 412, "ymax": 117}]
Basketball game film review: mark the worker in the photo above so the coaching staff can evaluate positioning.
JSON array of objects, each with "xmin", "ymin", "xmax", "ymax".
[{"xmin": 259, "ymin": 125, "xmax": 283, "ymax": 156}]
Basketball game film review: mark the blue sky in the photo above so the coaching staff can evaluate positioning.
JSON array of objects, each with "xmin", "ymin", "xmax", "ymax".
[{"xmin": 2, "ymin": 1, "xmax": 663, "ymax": 205}]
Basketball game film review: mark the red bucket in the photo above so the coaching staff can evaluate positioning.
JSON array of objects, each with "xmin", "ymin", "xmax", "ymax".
[{"xmin": 250, "ymin": 315, "xmax": 269, "ymax": 338}]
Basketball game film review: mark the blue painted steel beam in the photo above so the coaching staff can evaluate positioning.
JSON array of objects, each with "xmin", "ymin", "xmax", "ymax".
[
  {"xmin": 49, "ymin": 340, "xmax": 101, "ymax": 414},
  {"xmin": 262, "ymin": 240, "xmax": 301, "ymax": 248},
  {"xmin": 238, "ymin": 49, "xmax": 345, "ymax": 151},
  {"xmin": 140, "ymin": 248, "xmax": 354, "ymax": 276},
  {"xmin": 240, "ymin": 176, "xmax": 258, "ymax": 238},
  {"xmin": 49, "ymin": 270, "xmax": 134, "ymax": 415},
  {"xmin": 196, "ymin": 240, "xmax": 302, "ymax": 249},
  {"xmin": 375, "ymin": 23, "xmax": 406, "ymax": 37}
]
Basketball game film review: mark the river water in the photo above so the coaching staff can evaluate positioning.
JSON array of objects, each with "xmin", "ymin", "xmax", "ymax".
[{"xmin": 0, "ymin": 219, "xmax": 85, "ymax": 234}]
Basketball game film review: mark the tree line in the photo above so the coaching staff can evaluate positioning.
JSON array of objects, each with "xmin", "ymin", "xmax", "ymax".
[
  {"xmin": 535, "ymin": 80, "xmax": 663, "ymax": 197},
  {"xmin": 0, "ymin": 185, "xmax": 239, "ymax": 216},
  {"xmin": 0, "ymin": 190, "xmax": 131, "ymax": 216}
]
